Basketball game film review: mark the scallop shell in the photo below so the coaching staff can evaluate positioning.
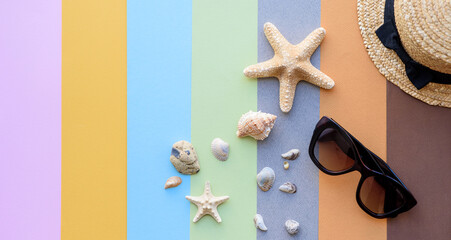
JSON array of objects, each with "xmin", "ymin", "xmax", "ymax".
[
  {"xmin": 281, "ymin": 149, "xmax": 300, "ymax": 160},
  {"xmin": 279, "ymin": 182, "xmax": 297, "ymax": 194},
  {"xmin": 283, "ymin": 161, "xmax": 289, "ymax": 170},
  {"xmin": 236, "ymin": 111, "xmax": 277, "ymax": 140},
  {"xmin": 164, "ymin": 176, "xmax": 182, "ymax": 189},
  {"xmin": 211, "ymin": 138, "xmax": 229, "ymax": 161},
  {"xmin": 254, "ymin": 214, "xmax": 268, "ymax": 231},
  {"xmin": 285, "ymin": 219, "xmax": 300, "ymax": 235},
  {"xmin": 257, "ymin": 167, "xmax": 275, "ymax": 191}
]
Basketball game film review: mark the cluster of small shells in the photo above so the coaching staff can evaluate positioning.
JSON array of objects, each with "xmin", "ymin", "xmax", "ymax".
[
  {"xmin": 166, "ymin": 140, "xmax": 200, "ymax": 190},
  {"xmin": 282, "ymin": 149, "xmax": 299, "ymax": 169},
  {"xmin": 254, "ymin": 214, "xmax": 300, "ymax": 235},
  {"xmin": 166, "ymin": 110, "xmax": 300, "ymax": 232},
  {"xmin": 254, "ymin": 148, "xmax": 302, "ymax": 233}
]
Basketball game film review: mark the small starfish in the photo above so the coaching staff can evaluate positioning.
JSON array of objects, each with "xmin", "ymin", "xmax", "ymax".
[
  {"xmin": 244, "ymin": 22, "xmax": 335, "ymax": 113},
  {"xmin": 186, "ymin": 181, "xmax": 229, "ymax": 223}
]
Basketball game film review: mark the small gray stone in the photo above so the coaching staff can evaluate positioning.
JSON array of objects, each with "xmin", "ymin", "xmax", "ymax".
[{"xmin": 285, "ymin": 219, "xmax": 299, "ymax": 235}]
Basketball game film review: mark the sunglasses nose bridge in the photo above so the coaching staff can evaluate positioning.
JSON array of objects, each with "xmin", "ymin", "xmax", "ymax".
[
  {"xmin": 350, "ymin": 156, "xmax": 367, "ymax": 174},
  {"xmin": 354, "ymin": 161, "xmax": 374, "ymax": 177},
  {"xmin": 353, "ymin": 161, "xmax": 363, "ymax": 172}
]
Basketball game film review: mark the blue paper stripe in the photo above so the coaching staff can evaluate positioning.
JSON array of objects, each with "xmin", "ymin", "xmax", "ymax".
[
  {"xmin": 127, "ymin": 1, "xmax": 191, "ymax": 239},
  {"xmin": 257, "ymin": 0, "xmax": 320, "ymax": 239}
]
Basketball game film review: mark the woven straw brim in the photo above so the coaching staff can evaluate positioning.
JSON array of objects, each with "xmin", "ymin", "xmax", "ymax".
[
  {"xmin": 395, "ymin": 0, "xmax": 451, "ymax": 74},
  {"xmin": 357, "ymin": 0, "xmax": 451, "ymax": 108}
]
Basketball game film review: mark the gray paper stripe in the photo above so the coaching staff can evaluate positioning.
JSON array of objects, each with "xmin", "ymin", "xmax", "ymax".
[{"xmin": 257, "ymin": 1, "xmax": 321, "ymax": 239}]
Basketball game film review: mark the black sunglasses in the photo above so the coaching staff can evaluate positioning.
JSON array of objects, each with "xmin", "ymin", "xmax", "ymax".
[{"xmin": 308, "ymin": 116, "xmax": 417, "ymax": 218}]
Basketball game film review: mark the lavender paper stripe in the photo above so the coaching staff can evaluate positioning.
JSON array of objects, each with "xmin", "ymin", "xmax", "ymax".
[
  {"xmin": 0, "ymin": 1, "xmax": 61, "ymax": 239},
  {"xmin": 257, "ymin": 0, "xmax": 320, "ymax": 239}
]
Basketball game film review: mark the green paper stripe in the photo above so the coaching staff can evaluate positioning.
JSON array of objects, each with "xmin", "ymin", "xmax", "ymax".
[{"xmin": 191, "ymin": 0, "xmax": 257, "ymax": 239}]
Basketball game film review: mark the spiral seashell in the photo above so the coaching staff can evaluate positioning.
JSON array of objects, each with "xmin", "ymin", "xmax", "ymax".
[
  {"xmin": 164, "ymin": 176, "xmax": 182, "ymax": 189},
  {"xmin": 236, "ymin": 111, "xmax": 277, "ymax": 140},
  {"xmin": 257, "ymin": 167, "xmax": 275, "ymax": 192},
  {"xmin": 279, "ymin": 182, "xmax": 297, "ymax": 194},
  {"xmin": 283, "ymin": 161, "xmax": 289, "ymax": 170},
  {"xmin": 285, "ymin": 219, "xmax": 300, "ymax": 235},
  {"xmin": 281, "ymin": 149, "xmax": 300, "ymax": 160},
  {"xmin": 254, "ymin": 214, "xmax": 267, "ymax": 231},
  {"xmin": 211, "ymin": 138, "xmax": 229, "ymax": 161}
]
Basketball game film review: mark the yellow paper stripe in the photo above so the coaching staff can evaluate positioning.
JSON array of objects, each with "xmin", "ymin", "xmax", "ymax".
[
  {"xmin": 319, "ymin": 0, "xmax": 387, "ymax": 239},
  {"xmin": 61, "ymin": 1, "xmax": 127, "ymax": 239}
]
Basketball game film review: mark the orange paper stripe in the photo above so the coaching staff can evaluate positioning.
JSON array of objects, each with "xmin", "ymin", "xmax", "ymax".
[
  {"xmin": 319, "ymin": 0, "xmax": 387, "ymax": 239},
  {"xmin": 62, "ymin": 0, "xmax": 127, "ymax": 239}
]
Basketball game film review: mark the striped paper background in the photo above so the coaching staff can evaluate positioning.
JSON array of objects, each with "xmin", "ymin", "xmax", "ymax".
[{"xmin": 0, "ymin": 0, "xmax": 450, "ymax": 240}]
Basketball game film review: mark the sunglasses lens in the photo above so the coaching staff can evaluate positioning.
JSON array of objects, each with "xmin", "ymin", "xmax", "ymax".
[
  {"xmin": 314, "ymin": 128, "xmax": 355, "ymax": 172},
  {"xmin": 360, "ymin": 176, "xmax": 405, "ymax": 214}
]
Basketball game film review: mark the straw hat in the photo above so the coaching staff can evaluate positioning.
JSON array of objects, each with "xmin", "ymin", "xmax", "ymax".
[{"xmin": 358, "ymin": 0, "xmax": 451, "ymax": 107}]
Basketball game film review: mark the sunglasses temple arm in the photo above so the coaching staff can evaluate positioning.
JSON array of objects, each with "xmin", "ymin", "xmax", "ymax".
[
  {"xmin": 370, "ymin": 149, "xmax": 417, "ymax": 209},
  {"xmin": 348, "ymin": 133, "xmax": 407, "ymax": 188},
  {"xmin": 348, "ymin": 133, "xmax": 386, "ymax": 173},
  {"xmin": 367, "ymin": 148, "xmax": 408, "ymax": 188}
]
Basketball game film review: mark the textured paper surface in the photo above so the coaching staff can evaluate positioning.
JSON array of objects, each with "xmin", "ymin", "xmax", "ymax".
[
  {"xmin": 2, "ymin": 1, "xmax": 449, "ymax": 240},
  {"xmin": 0, "ymin": 1, "xmax": 61, "ymax": 239},
  {"xmin": 387, "ymin": 85, "xmax": 451, "ymax": 240},
  {"xmin": 320, "ymin": 0, "xmax": 387, "ymax": 239},
  {"xmin": 62, "ymin": 1, "xmax": 127, "ymax": 239},
  {"xmin": 191, "ymin": 0, "xmax": 257, "ymax": 239},
  {"xmin": 127, "ymin": 1, "xmax": 192, "ymax": 239},
  {"xmin": 257, "ymin": 1, "xmax": 320, "ymax": 239}
]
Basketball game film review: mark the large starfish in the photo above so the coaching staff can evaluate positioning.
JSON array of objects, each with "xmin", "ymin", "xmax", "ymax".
[
  {"xmin": 186, "ymin": 181, "xmax": 229, "ymax": 223},
  {"xmin": 244, "ymin": 22, "xmax": 335, "ymax": 113}
]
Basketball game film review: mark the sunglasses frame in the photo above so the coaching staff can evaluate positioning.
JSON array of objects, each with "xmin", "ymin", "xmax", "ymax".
[{"xmin": 308, "ymin": 116, "xmax": 417, "ymax": 218}]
